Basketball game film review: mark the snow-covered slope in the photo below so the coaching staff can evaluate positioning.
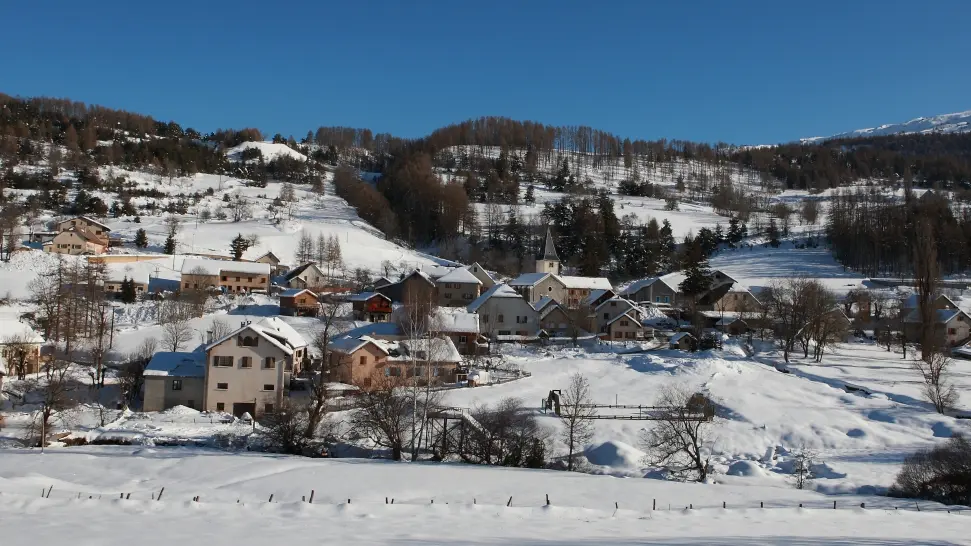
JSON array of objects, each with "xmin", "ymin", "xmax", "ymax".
[
  {"xmin": 802, "ymin": 110, "xmax": 971, "ymax": 143},
  {"xmin": 0, "ymin": 447, "xmax": 966, "ymax": 546},
  {"xmin": 225, "ymin": 141, "xmax": 308, "ymax": 162}
]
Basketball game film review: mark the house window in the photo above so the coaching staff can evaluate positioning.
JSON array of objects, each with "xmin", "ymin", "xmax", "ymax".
[
  {"xmin": 386, "ymin": 367, "xmax": 401, "ymax": 377},
  {"xmin": 459, "ymin": 335, "xmax": 468, "ymax": 343},
  {"xmin": 184, "ymin": 283, "xmax": 190, "ymax": 288},
  {"xmin": 498, "ymin": 314, "xmax": 504, "ymax": 323},
  {"xmin": 264, "ymin": 403, "xmax": 275, "ymax": 414},
  {"xmin": 172, "ymin": 380, "xmax": 183, "ymax": 391},
  {"xmin": 216, "ymin": 382, "xmax": 228, "ymax": 390},
  {"xmin": 610, "ymin": 301, "xmax": 616, "ymax": 307},
  {"xmin": 620, "ymin": 320, "xmax": 629, "ymax": 327},
  {"xmin": 603, "ymin": 313, "xmax": 609, "ymax": 320},
  {"xmin": 240, "ymin": 357, "xmax": 252, "ymax": 368},
  {"xmin": 248, "ymin": 277, "xmax": 253, "ymax": 282},
  {"xmin": 359, "ymin": 355, "xmax": 367, "ymax": 365},
  {"xmin": 235, "ymin": 277, "xmax": 240, "ymax": 282},
  {"xmin": 264, "ymin": 357, "xmax": 276, "ymax": 369},
  {"xmin": 221, "ymin": 276, "xmax": 227, "ymax": 281},
  {"xmin": 213, "ymin": 356, "xmax": 233, "ymax": 367},
  {"xmin": 548, "ymin": 286, "xmax": 553, "ymax": 292},
  {"xmin": 433, "ymin": 367, "xmax": 441, "ymax": 377},
  {"xmin": 498, "ymin": 330, "xmax": 511, "ymax": 336},
  {"xmin": 948, "ymin": 328, "xmax": 957, "ymax": 335},
  {"xmin": 614, "ymin": 332, "xmax": 622, "ymax": 339},
  {"xmin": 216, "ymin": 403, "xmax": 225, "ymax": 411},
  {"xmin": 663, "ymin": 296, "xmax": 670, "ymax": 303},
  {"xmin": 483, "ymin": 314, "xmax": 489, "ymax": 324},
  {"xmin": 239, "ymin": 336, "xmax": 259, "ymax": 347},
  {"xmin": 263, "ymin": 384, "xmax": 275, "ymax": 391},
  {"xmin": 444, "ymin": 293, "xmax": 452, "ymax": 299}
]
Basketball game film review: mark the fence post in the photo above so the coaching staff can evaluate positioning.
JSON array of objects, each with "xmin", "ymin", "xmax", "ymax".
[
  {"xmin": 760, "ymin": 501, "xmax": 763, "ymax": 508},
  {"xmin": 309, "ymin": 490, "xmax": 314, "ymax": 504},
  {"xmin": 546, "ymin": 494, "xmax": 550, "ymax": 506},
  {"xmin": 860, "ymin": 502, "xmax": 865, "ymax": 509},
  {"xmin": 723, "ymin": 501, "xmax": 726, "ymax": 509},
  {"xmin": 833, "ymin": 501, "xmax": 836, "ymax": 509},
  {"xmin": 157, "ymin": 488, "xmax": 164, "ymax": 501},
  {"xmin": 653, "ymin": 499, "xmax": 656, "ymax": 511},
  {"xmin": 268, "ymin": 494, "xmax": 274, "ymax": 502},
  {"xmin": 507, "ymin": 496, "xmax": 513, "ymax": 507}
]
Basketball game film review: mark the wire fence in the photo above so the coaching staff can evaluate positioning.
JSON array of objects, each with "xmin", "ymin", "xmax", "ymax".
[{"xmin": 20, "ymin": 485, "xmax": 971, "ymax": 515}]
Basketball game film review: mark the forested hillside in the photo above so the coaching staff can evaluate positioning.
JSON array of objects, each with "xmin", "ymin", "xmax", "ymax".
[{"xmin": 2, "ymin": 93, "xmax": 971, "ymax": 281}]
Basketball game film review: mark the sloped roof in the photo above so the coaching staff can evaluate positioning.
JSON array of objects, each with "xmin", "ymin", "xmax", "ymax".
[
  {"xmin": 207, "ymin": 316, "xmax": 307, "ymax": 355},
  {"xmin": 904, "ymin": 307, "xmax": 968, "ymax": 325},
  {"xmin": 594, "ymin": 296, "xmax": 637, "ymax": 313},
  {"xmin": 606, "ymin": 311, "xmax": 642, "ymax": 327},
  {"xmin": 280, "ymin": 288, "xmax": 317, "ymax": 298},
  {"xmin": 583, "ymin": 288, "xmax": 614, "ymax": 306},
  {"xmin": 669, "ymin": 332, "xmax": 695, "ymax": 343},
  {"xmin": 255, "ymin": 251, "xmax": 281, "ymax": 264},
  {"xmin": 509, "ymin": 272, "xmax": 552, "ymax": 287},
  {"xmin": 467, "ymin": 283, "xmax": 523, "ymax": 312},
  {"xmin": 182, "ymin": 258, "xmax": 269, "ymax": 276},
  {"xmin": 469, "ymin": 263, "xmax": 498, "ymax": 283},
  {"xmin": 144, "ymin": 351, "xmax": 205, "ymax": 377},
  {"xmin": 558, "ymin": 275, "xmax": 612, "ymax": 290},
  {"xmin": 53, "ymin": 226, "xmax": 103, "ymax": 244},
  {"xmin": 60, "ymin": 216, "xmax": 111, "ymax": 231},
  {"xmin": 432, "ymin": 307, "xmax": 479, "ymax": 333},
  {"xmin": 348, "ymin": 291, "xmax": 389, "ymax": 302},
  {"xmin": 283, "ymin": 262, "xmax": 323, "ymax": 282},
  {"xmin": 540, "ymin": 301, "xmax": 568, "ymax": 320},
  {"xmin": 621, "ymin": 277, "xmax": 660, "ymax": 296},
  {"xmin": 0, "ymin": 316, "xmax": 44, "ymax": 344},
  {"xmin": 436, "ymin": 267, "xmax": 482, "ymax": 285},
  {"xmin": 532, "ymin": 296, "xmax": 556, "ymax": 312}
]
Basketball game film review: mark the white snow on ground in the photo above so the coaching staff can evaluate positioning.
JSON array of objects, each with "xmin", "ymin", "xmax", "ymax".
[
  {"xmin": 709, "ymin": 242, "xmax": 867, "ymax": 295},
  {"xmin": 225, "ymin": 141, "xmax": 308, "ymax": 162},
  {"xmin": 0, "ymin": 447, "xmax": 967, "ymax": 545}
]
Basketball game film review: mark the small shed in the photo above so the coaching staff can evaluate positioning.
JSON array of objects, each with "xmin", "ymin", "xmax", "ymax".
[
  {"xmin": 142, "ymin": 352, "xmax": 205, "ymax": 412},
  {"xmin": 715, "ymin": 316, "xmax": 749, "ymax": 336},
  {"xmin": 669, "ymin": 332, "xmax": 698, "ymax": 351}
]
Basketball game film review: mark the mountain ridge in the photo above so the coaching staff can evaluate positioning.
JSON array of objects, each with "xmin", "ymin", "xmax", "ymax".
[{"xmin": 801, "ymin": 110, "xmax": 971, "ymax": 143}]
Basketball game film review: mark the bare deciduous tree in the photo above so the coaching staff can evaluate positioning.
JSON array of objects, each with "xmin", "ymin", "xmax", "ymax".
[
  {"xmin": 22, "ymin": 358, "xmax": 78, "ymax": 447},
  {"xmin": 913, "ymin": 350, "xmax": 959, "ymax": 414},
  {"xmin": 790, "ymin": 446, "xmax": 818, "ymax": 490},
  {"xmin": 162, "ymin": 315, "xmax": 194, "ymax": 352},
  {"xmin": 560, "ymin": 372, "xmax": 596, "ymax": 471},
  {"xmin": 2, "ymin": 334, "xmax": 36, "ymax": 380},
  {"xmin": 640, "ymin": 385, "xmax": 716, "ymax": 482},
  {"xmin": 118, "ymin": 337, "xmax": 158, "ymax": 405},
  {"xmin": 350, "ymin": 377, "xmax": 417, "ymax": 461},
  {"xmin": 229, "ymin": 192, "xmax": 252, "ymax": 223},
  {"xmin": 304, "ymin": 302, "xmax": 345, "ymax": 440}
]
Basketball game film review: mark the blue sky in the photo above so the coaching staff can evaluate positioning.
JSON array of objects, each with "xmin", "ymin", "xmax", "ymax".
[{"xmin": 3, "ymin": 0, "xmax": 969, "ymax": 144}]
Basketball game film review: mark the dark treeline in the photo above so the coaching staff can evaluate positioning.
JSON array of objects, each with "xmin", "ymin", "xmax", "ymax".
[
  {"xmin": 733, "ymin": 133, "xmax": 971, "ymax": 192},
  {"xmin": 827, "ymin": 189, "xmax": 971, "ymax": 276}
]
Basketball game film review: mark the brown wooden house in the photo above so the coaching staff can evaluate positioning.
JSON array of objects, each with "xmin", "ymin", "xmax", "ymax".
[{"xmin": 279, "ymin": 288, "xmax": 320, "ymax": 317}]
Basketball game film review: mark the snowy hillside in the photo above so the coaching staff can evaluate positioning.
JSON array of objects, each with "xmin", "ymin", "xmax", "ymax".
[{"xmin": 802, "ymin": 110, "xmax": 971, "ymax": 143}]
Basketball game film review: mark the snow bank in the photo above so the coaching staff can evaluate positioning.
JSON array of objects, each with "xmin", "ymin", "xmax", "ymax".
[
  {"xmin": 585, "ymin": 441, "xmax": 645, "ymax": 468},
  {"xmin": 726, "ymin": 460, "xmax": 765, "ymax": 478}
]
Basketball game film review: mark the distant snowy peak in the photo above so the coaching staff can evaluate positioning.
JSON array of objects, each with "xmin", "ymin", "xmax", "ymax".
[
  {"xmin": 801, "ymin": 110, "xmax": 971, "ymax": 143},
  {"xmin": 225, "ymin": 141, "xmax": 307, "ymax": 163}
]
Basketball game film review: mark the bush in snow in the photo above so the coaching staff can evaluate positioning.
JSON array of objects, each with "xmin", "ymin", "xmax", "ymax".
[{"xmin": 890, "ymin": 434, "xmax": 971, "ymax": 507}]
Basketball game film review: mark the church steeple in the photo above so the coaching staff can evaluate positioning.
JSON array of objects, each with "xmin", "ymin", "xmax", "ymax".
[
  {"xmin": 535, "ymin": 227, "xmax": 561, "ymax": 274},
  {"xmin": 541, "ymin": 227, "xmax": 559, "ymax": 261}
]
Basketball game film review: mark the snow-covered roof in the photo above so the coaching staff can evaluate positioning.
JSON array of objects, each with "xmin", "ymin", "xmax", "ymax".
[
  {"xmin": 620, "ymin": 277, "xmax": 659, "ymax": 295},
  {"xmin": 0, "ymin": 315, "xmax": 44, "ymax": 344},
  {"xmin": 280, "ymin": 288, "xmax": 317, "ymax": 298},
  {"xmin": 208, "ymin": 317, "xmax": 307, "ymax": 355},
  {"xmin": 59, "ymin": 216, "xmax": 111, "ymax": 231},
  {"xmin": 532, "ymin": 296, "xmax": 556, "ymax": 312},
  {"xmin": 181, "ymin": 258, "xmax": 269, "ymax": 276},
  {"xmin": 539, "ymin": 302, "xmax": 567, "ymax": 320},
  {"xmin": 716, "ymin": 316, "xmax": 746, "ymax": 326},
  {"xmin": 594, "ymin": 297, "xmax": 636, "ymax": 313},
  {"xmin": 467, "ymin": 283, "xmax": 523, "ymax": 313},
  {"xmin": 558, "ymin": 275, "xmax": 612, "ymax": 291},
  {"xmin": 392, "ymin": 337, "xmax": 462, "ymax": 364},
  {"xmin": 583, "ymin": 288, "xmax": 613, "ymax": 306},
  {"xmin": 436, "ymin": 267, "xmax": 482, "ymax": 285},
  {"xmin": 606, "ymin": 311, "xmax": 642, "ymax": 327},
  {"xmin": 669, "ymin": 332, "xmax": 695, "ymax": 343},
  {"xmin": 144, "ymin": 351, "xmax": 205, "ymax": 378},
  {"xmin": 105, "ymin": 262, "xmax": 154, "ymax": 285},
  {"xmin": 508, "ymin": 273, "xmax": 551, "ymax": 287},
  {"xmin": 469, "ymin": 263, "xmax": 498, "ymax": 283},
  {"xmin": 904, "ymin": 307, "xmax": 968, "ymax": 325},
  {"xmin": 432, "ymin": 307, "xmax": 479, "ymax": 333},
  {"xmin": 348, "ymin": 291, "xmax": 389, "ymax": 302}
]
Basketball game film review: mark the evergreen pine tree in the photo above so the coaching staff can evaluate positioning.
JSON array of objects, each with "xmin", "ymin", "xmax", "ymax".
[
  {"xmin": 134, "ymin": 228, "xmax": 148, "ymax": 249},
  {"xmin": 163, "ymin": 234, "xmax": 176, "ymax": 254},
  {"xmin": 524, "ymin": 184, "xmax": 536, "ymax": 205},
  {"xmin": 679, "ymin": 247, "xmax": 713, "ymax": 303},
  {"xmin": 727, "ymin": 216, "xmax": 742, "ymax": 247},
  {"xmin": 230, "ymin": 233, "xmax": 250, "ymax": 260},
  {"xmin": 120, "ymin": 277, "xmax": 137, "ymax": 304},
  {"xmin": 767, "ymin": 219, "xmax": 781, "ymax": 248}
]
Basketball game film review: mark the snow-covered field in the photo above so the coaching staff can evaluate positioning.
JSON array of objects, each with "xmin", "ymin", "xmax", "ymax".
[{"xmin": 0, "ymin": 447, "xmax": 967, "ymax": 545}]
